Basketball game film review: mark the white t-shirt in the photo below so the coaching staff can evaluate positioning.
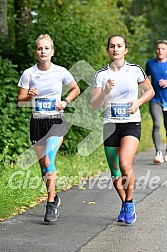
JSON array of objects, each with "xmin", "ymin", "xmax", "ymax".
[
  {"xmin": 94, "ymin": 62, "xmax": 147, "ymax": 123},
  {"xmin": 18, "ymin": 63, "xmax": 74, "ymax": 117}
]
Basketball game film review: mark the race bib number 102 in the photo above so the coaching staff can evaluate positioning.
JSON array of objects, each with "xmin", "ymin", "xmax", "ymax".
[
  {"xmin": 111, "ymin": 103, "xmax": 130, "ymax": 118},
  {"xmin": 35, "ymin": 98, "xmax": 56, "ymax": 112}
]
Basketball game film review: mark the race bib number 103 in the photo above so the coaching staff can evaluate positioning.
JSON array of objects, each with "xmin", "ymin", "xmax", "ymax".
[{"xmin": 111, "ymin": 103, "xmax": 130, "ymax": 118}]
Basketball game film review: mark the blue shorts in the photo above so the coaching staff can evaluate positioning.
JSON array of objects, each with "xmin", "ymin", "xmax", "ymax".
[{"xmin": 103, "ymin": 122, "xmax": 141, "ymax": 147}]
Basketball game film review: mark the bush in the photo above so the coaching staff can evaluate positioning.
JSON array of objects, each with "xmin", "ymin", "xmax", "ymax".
[{"xmin": 0, "ymin": 57, "xmax": 31, "ymax": 164}]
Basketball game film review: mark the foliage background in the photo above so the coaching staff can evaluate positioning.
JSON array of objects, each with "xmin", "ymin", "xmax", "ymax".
[{"xmin": 0, "ymin": 0, "xmax": 166, "ymax": 165}]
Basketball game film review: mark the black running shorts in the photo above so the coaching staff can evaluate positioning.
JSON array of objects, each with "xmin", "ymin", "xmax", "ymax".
[
  {"xmin": 30, "ymin": 115, "xmax": 68, "ymax": 145},
  {"xmin": 103, "ymin": 122, "xmax": 141, "ymax": 147}
]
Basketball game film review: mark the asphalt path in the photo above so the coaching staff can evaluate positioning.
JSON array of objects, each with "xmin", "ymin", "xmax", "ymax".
[{"xmin": 0, "ymin": 147, "xmax": 167, "ymax": 252}]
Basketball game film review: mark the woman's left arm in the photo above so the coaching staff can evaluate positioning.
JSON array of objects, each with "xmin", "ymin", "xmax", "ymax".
[
  {"xmin": 138, "ymin": 77, "xmax": 155, "ymax": 106},
  {"xmin": 65, "ymin": 80, "xmax": 80, "ymax": 103},
  {"xmin": 56, "ymin": 80, "xmax": 80, "ymax": 110},
  {"xmin": 128, "ymin": 77, "xmax": 155, "ymax": 114}
]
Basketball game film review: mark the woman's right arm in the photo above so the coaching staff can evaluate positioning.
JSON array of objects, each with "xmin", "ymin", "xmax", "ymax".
[
  {"xmin": 91, "ymin": 87, "xmax": 108, "ymax": 110},
  {"xmin": 18, "ymin": 87, "xmax": 39, "ymax": 107},
  {"xmin": 18, "ymin": 88, "xmax": 30, "ymax": 102},
  {"xmin": 17, "ymin": 88, "xmax": 31, "ymax": 108},
  {"xmin": 91, "ymin": 79, "xmax": 115, "ymax": 110},
  {"xmin": 18, "ymin": 87, "xmax": 39, "ymax": 101}
]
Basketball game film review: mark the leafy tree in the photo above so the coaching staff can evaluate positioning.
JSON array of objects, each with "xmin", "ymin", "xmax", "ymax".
[{"xmin": 131, "ymin": 0, "xmax": 167, "ymax": 56}]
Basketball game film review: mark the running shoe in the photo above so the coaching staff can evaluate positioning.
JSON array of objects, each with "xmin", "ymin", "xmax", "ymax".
[
  {"xmin": 164, "ymin": 153, "xmax": 167, "ymax": 162},
  {"xmin": 117, "ymin": 203, "xmax": 125, "ymax": 222},
  {"xmin": 54, "ymin": 194, "xmax": 61, "ymax": 208},
  {"xmin": 154, "ymin": 151, "xmax": 164, "ymax": 163},
  {"xmin": 44, "ymin": 202, "xmax": 59, "ymax": 222},
  {"xmin": 124, "ymin": 202, "xmax": 136, "ymax": 224}
]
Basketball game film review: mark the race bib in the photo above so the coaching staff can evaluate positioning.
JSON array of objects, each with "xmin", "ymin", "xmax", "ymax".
[
  {"xmin": 111, "ymin": 103, "xmax": 130, "ymax": 118},
  {"xmin": 34, "ymin": 98, "xmax": 56, "ymax": 112}
]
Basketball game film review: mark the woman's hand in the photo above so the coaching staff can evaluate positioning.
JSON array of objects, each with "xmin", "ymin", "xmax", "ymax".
[
  {"xmin": 104, "ymin": 79, "xmax": 115, "ymax": 94},
  {"xmin": 28, "ymin": 87, "xmax": 39, "ymax": 98},
  {"xmin": 56, "ymin": 101, "xmax": 68, "ymax": 110},
  {"xmin": 91, "ymin": 79, "xmax": 115, "ymax": 110},
  {"xmin": 128, "ymin": 101, "xmax": 139, "ymax": 114},
  {"xmin": 18, "ymin": 87, "xmax": 39, "ymax": 105}
]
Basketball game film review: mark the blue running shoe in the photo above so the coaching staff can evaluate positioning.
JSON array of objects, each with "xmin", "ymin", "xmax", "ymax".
[
  {"xmin": 117, "ymin": 203, "xmax": 125, "ymax": 222},
  {"xmin": 124, "ymin": 202, "xmax": 136, "ymax": 224}
]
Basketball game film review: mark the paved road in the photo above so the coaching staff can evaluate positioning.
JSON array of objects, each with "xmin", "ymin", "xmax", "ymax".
[{"xmin": 0, "ymin": 148, "xmax": 167, "ymax": 252}]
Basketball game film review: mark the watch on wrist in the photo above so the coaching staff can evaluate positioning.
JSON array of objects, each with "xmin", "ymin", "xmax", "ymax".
[{"xmin": 64, "ymin": 98, "xmax": 70, "ymax": 106}]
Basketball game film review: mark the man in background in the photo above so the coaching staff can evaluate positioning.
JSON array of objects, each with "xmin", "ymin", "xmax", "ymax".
[{"xmin": 145, "ymin": 40, "xmax": 167, "ymax": 163}]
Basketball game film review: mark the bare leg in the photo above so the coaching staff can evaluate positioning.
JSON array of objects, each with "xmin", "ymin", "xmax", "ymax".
[
  {"xmin": 119, "ymin": 136, "xmax": 139, "ymax": 201},
  {"xmin": 34, "ymin": 136, "xmax": 63, "ymax": 202},
  {"xmin": 113, "ymin": 176, "xmax": 126, "ymax": 202}
]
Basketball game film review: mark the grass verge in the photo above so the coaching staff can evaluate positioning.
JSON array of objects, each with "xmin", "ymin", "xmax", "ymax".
[{"xmin": 0, "ymin": 146, "xmax": 108, "ymax": 220}]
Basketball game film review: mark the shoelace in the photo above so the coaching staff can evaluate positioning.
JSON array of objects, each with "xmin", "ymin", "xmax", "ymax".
[
  {"xmin": 125, "ymin": 204, "xmax": 134, "ymax": 214},
  {"xmin": 46, "ymin": 204, "xmax": 55, "ymax": 214}
]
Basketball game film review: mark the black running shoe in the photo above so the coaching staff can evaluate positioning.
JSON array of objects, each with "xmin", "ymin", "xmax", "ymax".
[
  {"xmin": 54, "ymin": 194, "xmax": 61, "ymax": 208},
  {"xmin": 44, "ymin": 202, "xmax": 59, "ymax": 222}
]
